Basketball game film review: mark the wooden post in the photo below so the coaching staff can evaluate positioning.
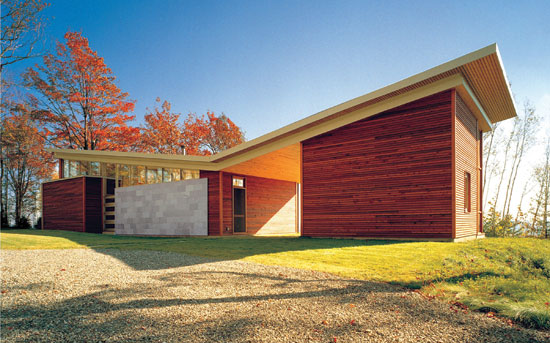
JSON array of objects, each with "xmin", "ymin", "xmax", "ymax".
[
  {"xmin": 59, "ymin": 159, "xmax": 64, "ymax": 179},
  {"xmin": 219, "ymin": 172, "xmax": 224, "ymax": 235},
  {"xmin": 451, "ymin": 89, "xmax": 456, "ymax": 240}
]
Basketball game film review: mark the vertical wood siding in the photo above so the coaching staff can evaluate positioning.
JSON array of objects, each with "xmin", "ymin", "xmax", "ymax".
[
  {"xmin": 455, "ymin": 94, "xmax": 481, "ymax": 237},
  {"xmin": 301, "ymin": 90, "xmax": 454, "ymax": 238},
  {"xmin": 85, "ymin": 177, "xmax": 103, "ymax": 233},
  {"xmin": 200, "ymin": 171, "xmax": 222, "ymax": 236},
  {"xmin": 222, "ymin": 173, "xmax": 233, "ymax": 234}
]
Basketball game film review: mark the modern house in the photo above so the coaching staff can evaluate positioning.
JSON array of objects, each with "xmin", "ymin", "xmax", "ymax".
[{"xmin": 42, "ymin": 44, "xmax": 516, "ymax": 241}]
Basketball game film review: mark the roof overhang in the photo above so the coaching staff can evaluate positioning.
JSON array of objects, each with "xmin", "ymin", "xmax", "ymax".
[{"xmin": 47, "ymin": 43, "xmax": 516, "ymax": 180}]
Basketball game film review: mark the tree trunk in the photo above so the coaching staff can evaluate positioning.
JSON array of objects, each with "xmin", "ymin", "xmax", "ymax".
[{"xmin": 492, "ymin": 120, "xmax": 516, "ymax": 216}]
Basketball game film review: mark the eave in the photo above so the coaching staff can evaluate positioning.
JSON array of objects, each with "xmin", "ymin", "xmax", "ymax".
[{"xmin": 47, "ymin": 43, "xmax": 516, "ymax": 179}]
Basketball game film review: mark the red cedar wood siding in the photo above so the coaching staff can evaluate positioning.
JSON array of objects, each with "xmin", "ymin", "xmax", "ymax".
[
  {"xmin": 42, "ymin": 176, "xmax": 104, "ymax": 233},
  {"xmin": 455, "ymin": 93, "xmax": 481, "ymax": 238},
  {"xmin": 201, "ymin": 171, "xmax": 297, "ymax": 235},
  {"xmin": 301, "ymin": 90, "xmax": 454, "ymax": 238},
  {"xmin": 200, "ymin": 171, "xmax": 222, "ymax": 236},
  {"xmin": 43, "ymin": 177, "xmax": 85, "ymax": 231},
  {"xmin": 230, "ymin": 175, "xmax": 296, "ymax": 235}
]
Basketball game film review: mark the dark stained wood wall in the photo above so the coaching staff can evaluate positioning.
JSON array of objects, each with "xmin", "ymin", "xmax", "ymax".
[
  {"xmin": 301, "ymin": 90, "xmax": 454, "ymax": 238},
  {"xmin": 200, "ymin": 171, "xmax": 223, "ymax": 236},
  {"xmin": 222, "ymin": 173, "xmax": 234, "ymax": 234},
  {"xmin": 200, "ymin": 171, "xmax": 297, "ymax": 235},
  {"xmin": 85, "ymin": 177, "xmax": 103, "ymax": 233},
  {"xmin": 455, "ymin": 94, "xmax": 481, "ymax": 238},
  {"xmin": 42, "ymin": 176, "xmax": 103, "ymax": 233},
  {"xmin": 43, "ymin": 177, "xmax": 85, "ymax": 232}
]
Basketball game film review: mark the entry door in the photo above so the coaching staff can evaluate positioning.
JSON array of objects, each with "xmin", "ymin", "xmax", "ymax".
[{"xmin": 233, "ymin": 177, "xmax": 246, "ymax": 233}]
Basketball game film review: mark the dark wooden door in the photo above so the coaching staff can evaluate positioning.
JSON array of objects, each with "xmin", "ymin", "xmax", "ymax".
[{"xmin": 233, "ymin": 187, "xmax": 246, "ymax": 233}]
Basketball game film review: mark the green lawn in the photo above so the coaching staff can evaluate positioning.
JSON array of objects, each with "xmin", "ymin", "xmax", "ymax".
[{"xmin": 2, "ymin": 229, "xmax": 549, "ymax": 329}]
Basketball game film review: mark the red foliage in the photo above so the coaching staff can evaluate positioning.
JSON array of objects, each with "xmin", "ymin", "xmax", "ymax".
[
  {"xmin": 183, "ymin": 111, "xmax": 245, "ymax": 155},
  {"xmin": 23, "ymin": 31, "xmax": 139, "ymax": 151},
  {"xmin": 139, "ymin": 98, "xmax": 184, "ymax": 154},
  {"xmin": 1, "ymin": 102, "xmax": 55, "ymax": 224}
]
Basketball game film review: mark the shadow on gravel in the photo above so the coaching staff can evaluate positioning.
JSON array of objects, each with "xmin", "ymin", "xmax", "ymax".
[{"xmin": 2, "ymin": 269, "xmax": 546, "ymax": 343}]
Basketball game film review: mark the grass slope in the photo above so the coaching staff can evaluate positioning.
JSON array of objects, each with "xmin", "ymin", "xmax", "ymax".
[{"xmin": 2, "ymin": 230, "xmax": 549, "ymax": 329}]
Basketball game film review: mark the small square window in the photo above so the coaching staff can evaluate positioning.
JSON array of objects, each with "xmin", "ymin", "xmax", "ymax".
[{"xmin": 233, "ymin": 177, "xmax": 244, "ymax": 188}]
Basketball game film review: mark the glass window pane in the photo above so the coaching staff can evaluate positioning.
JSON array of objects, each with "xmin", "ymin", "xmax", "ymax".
[
  {"xmin": 233, "ymin": 177, "xmax": 244, "ymax": 188},
  {"xmin": 182, "ymin": 169, "xmax": 199, "ymax": 180},
  {"xmin": 104, "ymin": 163, "xmax": 116, "ymax": 178},
  {"xmin": 172, "ymin": 169, "xmax": 181, "ymax": 182},
  {"xmin": 90, "ymin": 162, "xmax": 100, "ymax": 176},
  {"xmin": 162, "ymin": 168, "xmax": 171, "ymax": 183},
  {"xmin": 147, "ymin": 167, "xmax": 161, "ymax": 184},
  {"xmin": 63, "ymin": 160, "xmax": 70, "ymax": 178},
  {"xmin": 69, "ymin": 161, "xmax": 79, "ymax": 177},
  {"xmin": 80, "ymin": 161, "xmax": 89, "ymax": 176},
  {"xmin": 119, "ymin": 164, "xmax": 130, "ymax": 187},
  {"xmin": 131, "ymin": 166, "xmax": 146, "ymax": 185}
]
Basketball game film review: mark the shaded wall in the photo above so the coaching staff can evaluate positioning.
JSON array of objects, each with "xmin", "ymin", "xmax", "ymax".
[
  {"xmin": 200, "ymin": 171, "xmax": 297, "ymax": 235},
  {"xmin": 115, "ymin": 178, "xmax": 207, "ymax": 236},
  {"xmin": 301, "ymin": 90, "xmax": 454, "ymax": 238}
]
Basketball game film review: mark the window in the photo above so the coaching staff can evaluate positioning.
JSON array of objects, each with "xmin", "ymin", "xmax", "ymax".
[
  {"xmin": 63, "ymin": 160, "xmax": 70, "ymax": 178},
  {"xmin": 131, "ymin": 165, "xmax": 146, "ymax": 185},
  {"xmin": 232, "ymin": 177, "xmax": 244, "ymax": 188},
  {"xmin": 182, "ymin": 169, "xmax": 199, "ymax": 180},
  {"xmin": 79, "ymin": 161, "xmax": 89, "ymax": 175},
  {"xmin": 104, "ymin": 163, "xmax": 117, "ymax": 178},
  {"xmin": 119, "ymin": 164, "xmax": 130, "ymax": 187},
  {"xmin": 90, "ymin": 162, "xmax": 100, "ymax": 176},
  {"xmin": 69, "ymin": 160, "xmax": 79, "ymax": 177},
  {"xmin": 147, "ymin": 167, "xmax": 162, "ymax": 184},
  {"xmin": 464, "ymin": 172, "xmax": 471, "ymax": 213}
]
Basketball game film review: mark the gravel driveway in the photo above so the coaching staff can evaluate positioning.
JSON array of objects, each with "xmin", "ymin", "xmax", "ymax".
[{"xmin": 1, "ymin": 249, "xmax": 548, "ymax": 342}]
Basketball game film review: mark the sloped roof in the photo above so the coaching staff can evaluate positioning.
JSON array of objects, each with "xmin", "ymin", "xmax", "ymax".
[{"xmin": 48, "ymin": 43, "xmax": 516, "ymax": 173}]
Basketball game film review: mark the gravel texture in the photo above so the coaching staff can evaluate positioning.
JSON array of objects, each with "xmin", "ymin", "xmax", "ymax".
[{"xmin": 1, "ymin": 249, "xmax": 548, "ymax": 343}]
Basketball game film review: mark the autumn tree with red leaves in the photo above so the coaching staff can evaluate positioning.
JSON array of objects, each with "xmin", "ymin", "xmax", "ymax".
[
  {"xmin": 183, "ymin": 112, "xmax": 245, "ymax": 155},
  {"xmin": 23, "ymin": 31, "xmax": 140, "ymax": 151},
  {"xmin": 138, "ymin": 99, "xmax": 245, "ymax": 156},
  {"xmin": 1, "ymin": 102, "xmax": 54, "ymax": 227},
  {"xmin": 139, "ymin": 98, "xmax": 184, "ymax": 154}
]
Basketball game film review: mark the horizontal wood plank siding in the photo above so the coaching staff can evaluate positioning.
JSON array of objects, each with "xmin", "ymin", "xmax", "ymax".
[
  {"xmin": 455, "ymin": 94, "xmax": 481, "ymax": 238},
  {"xmin": 200, "ymin": 171, "xmax": 222, "ymax": 236},
  {"xmin": 85, "ymin": 177, "xmax": 103, "ymax": 233},
  {"xmin": 42, "ymin": 177, "xmax": 104, "ymax": 233},
  {"xmin": 220, "ymin": 174, "xmax": 296, "ymax": 235},
  {"xmin": 245, "ymin": 176, "xmax": 296, "ymax": 235},
  {"xmin": 302, "ymin": 90, "xmax": 454, "ymax": 238},
  {"xmin": 42, "ymin": 177, "xmax": 85, "ymax": 232}
]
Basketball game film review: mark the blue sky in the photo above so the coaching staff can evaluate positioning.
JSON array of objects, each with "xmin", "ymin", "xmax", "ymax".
[{"xmin": 6, "ymin": 0, "xmax": 550, "ymax": 140}]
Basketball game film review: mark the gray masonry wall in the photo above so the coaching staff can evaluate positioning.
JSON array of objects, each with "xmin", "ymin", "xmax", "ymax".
[{"xmin": 115, "ymin": 178, "xmax": 208, "ymax": 236}]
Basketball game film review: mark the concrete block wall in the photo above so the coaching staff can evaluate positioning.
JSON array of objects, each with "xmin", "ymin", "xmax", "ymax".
[{"xmin": 115, "ymin": 178, "xmax": 208, "ymax": 236}]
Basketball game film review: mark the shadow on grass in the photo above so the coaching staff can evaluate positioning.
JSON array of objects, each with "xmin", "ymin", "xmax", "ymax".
[
  {"xmin": 2, "ymin": 229, "xmax": 409, "ymax": 271},
  {"xmin": 398, "ymin": 271, "xmax": 503, "ymax": 289}
]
